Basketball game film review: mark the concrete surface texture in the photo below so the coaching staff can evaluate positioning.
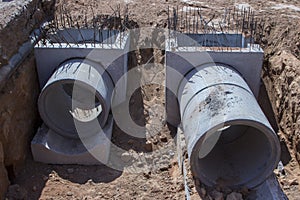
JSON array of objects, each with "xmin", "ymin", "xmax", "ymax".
[
  {"xmin": 31, "ymin": 116, "xmax": 113, "ymax": 165},
  {"xmin": 32, "ymin": 29, "xmax": 130, "ymax": 165},
  {"xmin": 178, "ymin": 64, "xmax": 280, "ymax": 188},
  {"xmin": 165, "ymin": 34, "xmax": 264, "ymax": 126}
]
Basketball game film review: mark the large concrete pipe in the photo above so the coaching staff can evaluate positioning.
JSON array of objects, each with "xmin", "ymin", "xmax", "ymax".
[
  {"xmin": 178, "ymin": 63, "xmax": 280, "ymax": 189},
  {"xmin": 38, "ymin": 59, "xmax": 114, "ymax": 139}
]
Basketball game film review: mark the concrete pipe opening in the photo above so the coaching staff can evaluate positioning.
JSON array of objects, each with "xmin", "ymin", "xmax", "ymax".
[
  {"xmin": 190, "ymin": 121, "xmax": 280, "ymax": 189},
  {"xmin": 179, "ymin": 63, "xmax": 281, "ymax": 189},
  {"xmin": 38, "ymin": 59, "xmax": 114, "ymax": 139}
]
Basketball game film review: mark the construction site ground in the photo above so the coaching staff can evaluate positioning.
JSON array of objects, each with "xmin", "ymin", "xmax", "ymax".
[{"xmin": 1, "ymin": 0, "xmax": 300, "ymax": 199}]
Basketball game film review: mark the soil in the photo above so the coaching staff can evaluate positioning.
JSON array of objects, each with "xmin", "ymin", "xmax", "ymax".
[{"xmin": 1, "ymin": 0, "xmax": 300, "ymax": 199}]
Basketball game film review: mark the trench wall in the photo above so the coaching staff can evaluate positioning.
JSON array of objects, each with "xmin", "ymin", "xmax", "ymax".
[{"xmin": 0, "ymin": 0, "xmax": 55, "ymax": 197}]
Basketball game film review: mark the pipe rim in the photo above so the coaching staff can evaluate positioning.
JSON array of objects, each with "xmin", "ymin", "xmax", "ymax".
[
  {"xmin": 38, "ymin": 78, "xmax": 108, "ymax": 139},
  {"xmin": 190, "ymin": 119, "xmax": 281, "ymax": 189}
]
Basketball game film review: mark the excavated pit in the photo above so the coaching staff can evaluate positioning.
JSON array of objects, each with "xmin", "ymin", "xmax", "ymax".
[{"xmin": 0, "ymin": 0, "xmax": 299, "ymax": 199}]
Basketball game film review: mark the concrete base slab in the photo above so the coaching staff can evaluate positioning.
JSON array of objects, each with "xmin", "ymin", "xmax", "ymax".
[{"xmin": 31, "ymin": 115, "xmax": 113, "ymax": 165}]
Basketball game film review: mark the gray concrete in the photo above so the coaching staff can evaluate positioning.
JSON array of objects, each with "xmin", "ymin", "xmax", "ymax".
[
  {"xmin": 179, "ymin": 63, "xmax": 280, "ymax": 189},
  {"xmin": 31, "ymin": 115, "xmax": 113, "ymax": 165},
  {"xmin": 35, "ymin": 30, "xmax": 130, "ymax": 107},
  {"xmin": 38, "ymin": 59, "xmax": 114, "ymax": 139},
  {"xmin": 248, "ymin": 174, "xmax": 288, "ymax": 200},
  {"xmin": 32, "ymin": 30, "xmax": 129, "ymax": 164},
  {"xmin": 176, "ymin": 127, "xmax": 287, "ymax": 200},
  {"xmin": 175, "ymin": 33, "xmax": 249, "ymax": 48},
  {"xmin": 165, "ymin": 33, "xmax": 264, "ymax": 126},
  {"xmin": 167, "ymin": 33, "xmax": 280, "ymax": 189}
]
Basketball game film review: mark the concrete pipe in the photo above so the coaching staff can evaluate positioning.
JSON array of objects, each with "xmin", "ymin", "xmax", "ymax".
[
  {"xmin": 38, "ymin": 59, "xmax": 114, "ymax": 139},
  {"xmin": 178, "ymin": 63, "xmax": 280, "ymax": 189}
]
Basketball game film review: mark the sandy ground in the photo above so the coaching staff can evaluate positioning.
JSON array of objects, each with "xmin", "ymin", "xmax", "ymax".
[{"xmin": 2, "ymin": 0, "xmax": 300, "ymax": 199}]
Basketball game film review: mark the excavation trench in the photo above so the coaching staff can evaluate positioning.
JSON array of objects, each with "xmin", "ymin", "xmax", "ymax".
[
  {"xmin": 0, "ymin": 1, "xmax": 299, "ymax": 199},
  {"xmin": 0, "ymin": 33, "xmax": 293, "ymax": 199}
]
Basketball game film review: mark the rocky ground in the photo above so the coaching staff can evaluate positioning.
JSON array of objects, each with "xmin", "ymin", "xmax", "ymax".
[{"xmin": 1, "ymin": 0, "xmax": 300, "ymax": 199}]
